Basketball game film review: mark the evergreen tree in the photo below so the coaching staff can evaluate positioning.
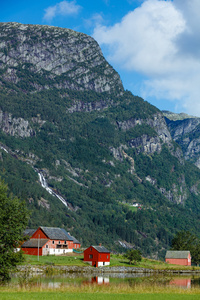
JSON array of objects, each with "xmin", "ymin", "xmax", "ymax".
[
  {"xmin": 0, "ymin": 180, "xmax": 29, "ymax": 281},
  {"xmin": 124, "ymin": 249, "xmax": 142, "ymax": 265},
  {"xmin": 171, "ymin": 231, "xmax": 200, "ymax": 265}
]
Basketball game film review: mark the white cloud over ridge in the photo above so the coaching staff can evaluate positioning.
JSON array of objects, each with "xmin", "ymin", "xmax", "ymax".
[
  {"xmin": 93, "ymin": 0, "xmax": 200, "ymax": 116},
  {"xmin": 44, "ymin": 1, "xmax": 81, "ymax": 22}
]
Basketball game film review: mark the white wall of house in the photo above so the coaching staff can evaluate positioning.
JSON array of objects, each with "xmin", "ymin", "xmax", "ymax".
[
  {"xmin": 97, "ymin": 261, "xmax": 110, "ymax": 267},
  {"xmin": 42, "ymin": 248, "xmax": 73, "ymax": 255}
]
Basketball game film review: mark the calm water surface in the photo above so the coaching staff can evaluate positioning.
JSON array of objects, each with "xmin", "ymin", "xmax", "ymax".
[{"xmin": 12, "ymin": 273, "xmax": 200, "ymax": 289}]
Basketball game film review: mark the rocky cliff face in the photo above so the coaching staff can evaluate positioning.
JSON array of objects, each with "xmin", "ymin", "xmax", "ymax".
[
  {"xmin": 116, "ymin": 113, "xmax": 172, "ymax": 155},
  {"xmin": 0, "ymin": 109, "xmax": 34, "ymax": 137},
  {"xmin": 167, "ymin": 118, "xmax": 200, "ymax": 140},
  {"xmin": 0, "ymin": 22, "xmax": 123, "ymax": 94},
  {"xmin": 166, "ymin": 117, "xmax": 200, "ymax": 168}
]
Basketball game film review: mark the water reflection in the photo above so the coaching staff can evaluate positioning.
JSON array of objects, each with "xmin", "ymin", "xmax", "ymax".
[
  {"xmin": 84, "ymin": 276, "xmax": 109, "ymax": 285},
  {"xmin": 47, "ymin": 281, "xmax": 62, "ymax": 288},
  {"xmin": 169, "ymin": 278, "xmax": 191, "ymax": 289},
  {"xmin": 11, "ymin": 272, "xmax": 200, "ymax": 290}
]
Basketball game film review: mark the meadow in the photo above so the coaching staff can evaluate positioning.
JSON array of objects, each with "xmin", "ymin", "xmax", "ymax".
[
  {"xmin": 1, "ymin": 283, "xmax": 200, "ymax": 300},
  {"xmin": 22, "ymin": 253, "xmax": 200, "ymax": 271}
]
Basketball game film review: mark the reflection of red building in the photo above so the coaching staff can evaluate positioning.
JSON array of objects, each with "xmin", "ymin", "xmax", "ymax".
[
  {"xmin": 84, "ymin": 245, "xmax": 110, "ymax": 267},
  {"xmin": 165, "ymin": 251, "xmax": 191, "ymax": 266},
  {"xmin": 91, "ymin": 276, "xmax": 109, "ymax": 285},
  {"xmin": 170, "ymin": 278, "xmax": 191, "ymax": 289},
  {"xmin": 83, "ymin": 276, "xmax": 109, "ymax": 286}
]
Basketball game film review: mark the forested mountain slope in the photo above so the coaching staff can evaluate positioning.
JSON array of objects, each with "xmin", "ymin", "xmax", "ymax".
[{"xmin": 0, "ymin": 22, "xmax": 200, "ymax": 259}]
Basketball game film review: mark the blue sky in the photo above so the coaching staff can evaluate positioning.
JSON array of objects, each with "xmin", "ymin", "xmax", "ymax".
[{"xmin": 1, "ymin": 0, "xmax": 200, "ymax": 116}]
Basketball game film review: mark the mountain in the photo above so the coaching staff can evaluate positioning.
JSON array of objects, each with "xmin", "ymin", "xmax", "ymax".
[
  {"xmin": 0, "ymin": 22, "xmax": 200, "ymax": 259},
  {"xmin": 162, "ymin": 111, "xmax": 198, "ymax": 121},
  {"xmin": 165, "ymin": 114, "xmax": 200, "ymax": 169}
]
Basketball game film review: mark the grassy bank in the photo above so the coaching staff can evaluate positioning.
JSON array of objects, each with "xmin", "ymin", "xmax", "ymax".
[
  {"xmin": 0, "ymin": 292, "xmax": 200, "ymax": 300},
  {"xmin": 1, "ymin": 283, "xmax": 200, "ymax": 299},
  {"xmin": 21, "ymin": 253, "xmax": 200, "ymax": 271},
  {"xmin": 22, "ymin": 253, "xmax": 86, "ymax": 266}
]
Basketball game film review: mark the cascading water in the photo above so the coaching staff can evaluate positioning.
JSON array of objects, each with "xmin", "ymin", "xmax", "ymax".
[
  {"xmin": 0, "ymin": 145, "xmax": 8, "ymax": 153},
  {"xmin": 0, "ymin": 144, "xmax": 70, "ymax": 209},
  {"xmin": 37, "ymin": 171, "xmax": 69, "ymax": 209}
]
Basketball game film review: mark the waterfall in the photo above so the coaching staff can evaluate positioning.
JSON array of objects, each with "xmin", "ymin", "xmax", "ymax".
[
  {"xmin": 0, "ymin": 146, "xmax": 8, "ymax": 153},
  {"xmin": 37, "ymin": 171, "xmax": 69, "ymax": 209},
  {"xmin": 0, "ymin": 145, "xmax": 70, "ymax": 209}
]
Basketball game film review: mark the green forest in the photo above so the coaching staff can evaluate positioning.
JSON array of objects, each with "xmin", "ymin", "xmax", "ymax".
[{"xmin": 0, "ymin": 86, "xmax": 200, "ymax": 259}]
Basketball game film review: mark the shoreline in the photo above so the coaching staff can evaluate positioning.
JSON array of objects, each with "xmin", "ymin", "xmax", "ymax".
[{"xmin": 17, "ymin": 265, "xmax": 200, "ymax": 276}]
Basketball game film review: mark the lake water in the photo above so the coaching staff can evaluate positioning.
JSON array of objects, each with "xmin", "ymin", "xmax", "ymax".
[{"xmin": 12, "ymin": 273, "xmax": 200, "ymax": 289}]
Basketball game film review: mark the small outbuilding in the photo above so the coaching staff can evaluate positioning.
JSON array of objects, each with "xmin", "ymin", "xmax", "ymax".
[
  {"xmin": 84, "ymin": 245, "xmax": 110, "ymax": 267},
  {"xmin": 21, "ymin": 239, "xmax": 49, "ymax": 256},
  {"xmin": 165, "ymin": 250, "xmax": 191, "ymax": 266}
]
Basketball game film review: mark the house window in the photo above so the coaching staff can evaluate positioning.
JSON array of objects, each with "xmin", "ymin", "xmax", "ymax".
[
  {"xmin": 46, "ymin": 245, "xmax": 48, "ymax": 248},
  {"xmin": 64, "ymin": 241, "xmax": 66, "ymax": 244},
  {"xmin": 100, "ymin": 255, "xmax": 101, "ymax": 258},
  {"xmin": 107, "ymin": 255, "xmax": 108, "ymax": 259},
  {"xmin": 90, "ymin": 247, "xmax": 92, "ymax": 251},
  {"xmin": 89, "ymin": 255, "xmax": 93, "ymax": 259},
  {"xmin": 52, "ymin": 241, "xmax": 54, "ymax": 244},
  {"xmin": 58, "ymin": 241, "xmax": 60, "ymax": 244}
]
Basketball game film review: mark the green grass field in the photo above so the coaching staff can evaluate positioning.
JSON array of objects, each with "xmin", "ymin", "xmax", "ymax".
[
  {"xmin": 0, "ymin": 292, "xmax": 199, "ymax": 300},
  {"xmin": 1, "ymin": 283, "xmax": 200, "ymax": 300},
  {"xmin": 22, "ymin": 253, "xmax": 200, "ymax": 271},
  {"xmin": 23, "ymin": 253, "xmax": 86, "ymax": 266}
]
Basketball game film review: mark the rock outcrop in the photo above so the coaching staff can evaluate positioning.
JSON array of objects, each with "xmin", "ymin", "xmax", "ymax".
[
  {"xmin": 128, "ymin": 135, "xmax": 162, "ymax": 154},
  {"xmin": 0, "ymin": 109, "xmax": 34, "ymax": 137},
  {"xmin": 166, "ymin": 116, "xmax": 200, "ymax": 168},
  {"xmin": 0, "ymin": 22, "xmax": 123, "ymax": 94}
]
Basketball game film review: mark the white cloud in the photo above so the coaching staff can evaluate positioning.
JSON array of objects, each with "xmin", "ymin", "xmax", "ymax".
[
  {"xmin": 44, "ymin": 1, "xmax": 81, "ymax": 22},
  {"xmin": 93, "ymin": 0, "xmax": 200, "ymax": 116},
  {"xmin": 84, "ymin": 13, "xmax": 104, "ymax": 29}
]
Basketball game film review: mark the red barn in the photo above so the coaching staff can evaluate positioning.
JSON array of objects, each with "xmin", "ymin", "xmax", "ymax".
[
  {"xmin": 84, "ymin": 245, "xmax": 110, "ymax": 267},
  {"xmin": 165, "ymin": 251, "xmax": 191, "ymax": 266},
  {"xmin": 21, "ymin": 226, "xmax": 75, "ymax": 256}
]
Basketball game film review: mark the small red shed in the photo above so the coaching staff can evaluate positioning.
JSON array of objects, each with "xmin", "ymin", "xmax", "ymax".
[
  {"xmin": 84, "ymin": 245, "xmax": 110, "ymax": 267},
  {"xmin": 21, "ymin": 239, "xmax": 49, "ymax": 256},
  {"xmin": 165, "ymin": 250, "xmax": 191, "ymax": 266}
]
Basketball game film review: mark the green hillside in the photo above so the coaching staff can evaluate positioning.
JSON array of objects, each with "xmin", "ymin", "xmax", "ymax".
[{"xmin": 0, "ymin": 23, "xmax": 200, "ymax": 259}]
